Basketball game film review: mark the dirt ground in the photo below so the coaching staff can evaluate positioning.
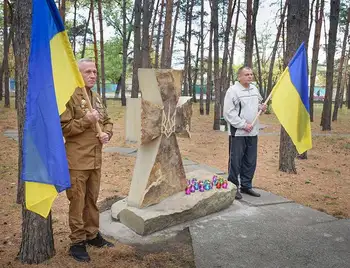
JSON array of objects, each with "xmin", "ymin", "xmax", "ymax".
[{"xmin": 0, "ymin": 98, "xmax": 349, "ymax": 267}]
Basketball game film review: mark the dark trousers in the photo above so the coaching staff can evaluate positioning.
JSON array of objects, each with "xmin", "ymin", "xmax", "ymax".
[{"xmin": 228, "ymin": 136, "xmax": 257, "ymax": 190}]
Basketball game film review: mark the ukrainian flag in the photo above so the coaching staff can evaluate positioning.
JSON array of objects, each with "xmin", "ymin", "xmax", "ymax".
[
  {"xmin": 22, "ymin": 0, "xmax": 84, "ymax": 218},
  {"xmin": 271, "ymin": 43, "xmax": 312, "ymax": 154}
]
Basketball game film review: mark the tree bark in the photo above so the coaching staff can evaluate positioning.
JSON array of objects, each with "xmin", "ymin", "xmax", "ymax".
[
  {"xmin": 91, "ymin": 0, "xmax": 101, "ymax": 95},
  {"xmin": 254, "ymin": 31, "xmax": 263, "ymax": 94},
  {"xmin": 309, "ymin": 0, "xmax": 324, "ymax": 122},
  {"xmin": 244, "ymin": 0, "xmax": 253, "ymax": 67},
  {"xmin": 14, "ymin": 0, "xmax": 55, "ymax": 263},
  {"xmin": 220, "ymin": 0, "xmax": 236, "ymax": 113},
  {"xmin": 206, "ymin": 14, "xmax": 213, "ymax": 115},
  {"xmin": 60, "ymin": 0, "xmax": 66, "ymax": 24},
  {"xmin": 212, "ymin": 0, "xmax": 220, "ymax": 130},
  {"xmin": 150, "ymin": 0, "xmax": 160, "ymax": 53},
  {"xmin": 279, "ymin": 0, "xmax": 309, "ymax": 173},
  {"xmin": 192, "ymin": 39, "xmax": 200, "ymax": 102},
  {"xmin": 186, "ymin": 0, "xmax": 194, "ymax": 99},
  {"xmin": 228, "ymin": 0, "xmax": 241, "ymax": 86},
  {"xmin": 131, "ymin": 0, "xmax": 142, "ymax": 98},
  {"xmin": 97, "ymin": 0, "xmax": 106, "ymax": 106},
  {"xmin": 161, "ymin": 0, "xmax": 173, "ymax": 68},
  {"xmin": 72, "ymin": 0, "xmax": 77, "ymax": 56},
  {"xmin": 121, "ymin": 0, "xmax": 127, "ymax": 106},
  {"xmin": 81, "ymin": 1, "xmax": 92, "ymax": 59},
  {"xmin": 321, "ymin": 0, "xmax": 340, "ymax": 130},
  {"xmin": 182, "ymin": 0, "xmax": 189, "ymax": 96},
  {"xmin": 347, "ymin": 71, "xmax": 350, "ymax": 109},
  {"xmin": 267, "ymin": 0, "xmax": 288, "ymax": 98},
  {"xmin": 141, "ymin": 0, "xmax": 153, "ymax": 68},
  {"xmin": 170, "ymin": 0, "xmax": 181, "ymax": 61},
  {"xmin": 332, "ymin": 7, "xmax": 350, "ymax": 121},
  {"xmin": 340, "ymin": 50, "xmax": 349, "ymax": 109},
  {"xmin": 155, "ymin": 0, "xmax": 164, "ymax": 68},
  {"xmin": 200, "ymin": 0, "xmax": 204, "ymax": 115},
  {"xmin": 3, "ymin": 0, "xmax": 10, "ymax": 107}
]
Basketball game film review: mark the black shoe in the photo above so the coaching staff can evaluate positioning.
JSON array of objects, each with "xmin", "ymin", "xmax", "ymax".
[
  {"xmin": 69, "ymin": 242, "xmax": 90, "ymax": 262},
  {"xmin": 86, "ymin": 232, "xmax": 114, "ymax": 248},
  {"xmin": 241, "ymin": 188, "xmax": 261, "ymax": 197},
  {"xmin": 235, "ymin": 189, "xmax": 242, "ymax": 200}
]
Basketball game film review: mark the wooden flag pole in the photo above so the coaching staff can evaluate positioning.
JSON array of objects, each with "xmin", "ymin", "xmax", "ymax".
[
  {"xmin": 251, "ymin": 88, "xmax": 275, "ymax": 126},
  {"xmin": 81, "ymin": 87, "xmax": 103, "ymax": 136}
]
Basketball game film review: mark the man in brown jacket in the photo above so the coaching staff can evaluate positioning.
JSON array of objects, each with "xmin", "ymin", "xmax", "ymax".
[{"xmin": 60, "ymin": 59, "xmax": 114, "ymax": 262}]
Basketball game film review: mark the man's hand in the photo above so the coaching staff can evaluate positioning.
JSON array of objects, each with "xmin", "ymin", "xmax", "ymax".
[
  {"xmin": 243, "ymin": 123, "xmax": 253, "ymax": 132},
  {"xmin": 98, "ymin": 132, "xmax": 110, "ymax": 144},
  {"xmin": 259, "ymin": 104, "xmax": 267, "ymax": 112},
  {"xmin": 85, "ymin": 109, "xmax": 100, "ymax": 124}
]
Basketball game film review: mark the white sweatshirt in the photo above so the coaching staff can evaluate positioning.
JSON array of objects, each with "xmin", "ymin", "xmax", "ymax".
[{"xmin": 223, "ymin": 81, "xmax": 263, "ymax": 136}]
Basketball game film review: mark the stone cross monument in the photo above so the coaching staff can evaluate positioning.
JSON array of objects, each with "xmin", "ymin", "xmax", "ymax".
[{"xmin": 127, "ymin": 68, "xmax": 192, "ymax": 208}]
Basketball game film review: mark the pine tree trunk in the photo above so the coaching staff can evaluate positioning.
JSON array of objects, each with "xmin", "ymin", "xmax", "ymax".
[
  {"xmin": 254, "ymin": 32, "xmax": 263, "ymax": 94},
  {"xmin": 155, "ymin": 0, "xmax": 164, "ymax": 68},
  {"xmin": 81, "ymin": 1, "xmax": 92, "ymax": 59},
  {"xmin": 161, "ymin": 0, "xmax": 173, "ymax": 68},
  {"xmin": 121, "ymin": 0, "xmax": 127, "ymax": 106},
  {"xmin": 267, "ymin": 0, "xmax": 288, "ymax": 98},
  {"xmin": 14, "ymin": 0, "xmax": 55, "ymax": 262},
  {"xmin": 170, "ymin": 0, "xmax": 181, "ymax": 60},
  {"xmin": 150, "ymin": 0, "xmax": 160, "ymax": 56},
  {"xmin": 97, "ymin": 0, "xmax": 106, "ymax": 105},
  {"xmin": 131, "ymin": 0, "xmax": 141, "ymax": 98},
  {"xmin": 347, "ymin": 73, "xmax": 350, "ymax": 109},
  {"xmin": 141, "ymin": 0, "xmax": 152, "ymax": 68},
  {"xmin": 200, "ymin": 0, "xmax": 204, "ymax": 115},
  {"xmin": 309, "ymin": 0, "xmax": 324, "ymax": 122},
  {"xmin": 3, "ymin": 0, "xmax": 10, "ymax": 107},
  {"xmin": 186, "ymin": 0, "xmax": 194, "ymax": 99},
  {"xmin": 332, "ymin": 7, "xmax": 350, "ymax": 121},
  {"xmin": 340, "ymin": 51, "xmax": 349, "ymax": 109},
  {"xmin": 244, "ymin": 0, "xmax": 253, "ymax": 67},
  {"xmin": 279, "ymin": 0, "xmax": 309, "ymax": 173},
  {"xmin": 212, "ymin": 0, "xmax": 220, "ymax": 130},
  {"xmin": 72, "ymin": 0, "xmax": 77, "ymax": 56},
  {"xmin": 91, "ymin": 0, "xmax": 101, "ymax": 95},
  {"xmin": 60, "ymin": 0, "xmax": 66, "ymax": 24},
  {"xmin": 321, "ymin": 0, "xmax": 340, "ymax": 130},
  {"xmin": 228, "ymin": 0, "xmax": 240, "ymax": 86},
  {"xmin": 182, "ymin": 0, "xmax": 189, "ymax": 96},
  {"xmin": 220, "ymin": 0, "xmax": 235, "ymax": 113},
  {"xmin": 192, "ymin": 40, "xmax": 200, "ymax": 102},
  {"xmin": 206, "ymin": 17, "xmax": 213, "ymax": 115}
]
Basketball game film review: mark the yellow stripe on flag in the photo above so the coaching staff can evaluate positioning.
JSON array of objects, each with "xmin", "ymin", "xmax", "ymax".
[
  {"xmin": 271, "ymin": 68, "xmax": 312, "ymax": 154},
  {"xmin": 25, "ymin": 182, "xmax": 58, "ymax": 218}
]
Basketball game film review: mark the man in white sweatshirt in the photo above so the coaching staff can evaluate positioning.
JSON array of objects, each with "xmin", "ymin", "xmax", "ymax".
[{"xmin": 223, "ymin": 66, "xmax": 266, "ymax": 200}]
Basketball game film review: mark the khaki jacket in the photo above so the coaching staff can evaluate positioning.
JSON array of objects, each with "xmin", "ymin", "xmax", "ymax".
[{"xmin": 60, "ymin": 88, "xmax": 113, "ymax": 170}]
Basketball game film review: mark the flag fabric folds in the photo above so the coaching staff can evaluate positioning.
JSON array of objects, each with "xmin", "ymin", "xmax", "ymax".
[
  {"xmin": 271, "ymin": 43, "xmax": 312, "ymax": 154},
  {"xmin": 22, "ymin": 0, "xmax": 84, "ymax": 218}
]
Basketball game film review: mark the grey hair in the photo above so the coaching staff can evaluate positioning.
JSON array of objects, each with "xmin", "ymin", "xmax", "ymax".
[
  {"xmin": 237, "ymin": 66, "xmax": 252, "ymax": 76},
  {"xmin": 78, "ymin": 58, "xmax": 95, "ymax": 65}
]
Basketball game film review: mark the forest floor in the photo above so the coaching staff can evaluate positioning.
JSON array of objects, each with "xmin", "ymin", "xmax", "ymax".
[{"xmin": 0, "ymin": 98, "xmax": 349, "ymax": 267}]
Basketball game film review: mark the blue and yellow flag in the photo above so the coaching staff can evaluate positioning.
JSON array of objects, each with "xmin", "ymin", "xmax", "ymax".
[
  {"xmin": 22, "ymin": 0, "xmax": 84, "ymax": 218},
  {"xmin": 271, "ymin": 43, "xmax": 312, "ymax": 154}
]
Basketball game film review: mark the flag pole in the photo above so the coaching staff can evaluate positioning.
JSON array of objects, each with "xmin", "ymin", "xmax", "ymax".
[
  {"xmin": 251, "ymin": 87, "xmax": 275, "ymax": 126},
  {"xmin": 81, "ymin": 87, "xmax": 103, "ymax": 136}
]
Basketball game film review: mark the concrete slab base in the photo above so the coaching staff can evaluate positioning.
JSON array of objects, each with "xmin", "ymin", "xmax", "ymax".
[{"xmin": 110, "ymin": 169, "xmax": 236, "ymax": 236}]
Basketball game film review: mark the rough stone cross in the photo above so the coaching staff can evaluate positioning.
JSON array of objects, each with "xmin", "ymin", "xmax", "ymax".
[{"xmin": 127, "ymin": 69, "xmax": 192, "ymax": 208}]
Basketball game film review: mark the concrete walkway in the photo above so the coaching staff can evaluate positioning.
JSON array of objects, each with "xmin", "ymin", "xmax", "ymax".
[
  {"xmin": 3, "ymin": 130, "xmax": 350, "ymax": 267},
  {"xmin": 99, "ymin": 146, "xmax": 349, "ymax": 268}
]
